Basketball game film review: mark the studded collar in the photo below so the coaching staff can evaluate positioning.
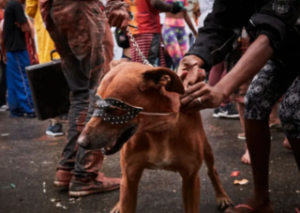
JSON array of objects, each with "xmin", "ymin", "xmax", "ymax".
[{"xmin": 93, "ymin": 95, "xmax": 175, "ymax": 124}]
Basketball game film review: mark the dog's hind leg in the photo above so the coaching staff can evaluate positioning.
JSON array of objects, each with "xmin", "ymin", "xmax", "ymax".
[
  {"xmin": 203, "ymin": 136, "xmax": 233, "ymax": 210},
  {"xmin": 180, "ymin": 171, "xmax": 200, "ymax": 213}
]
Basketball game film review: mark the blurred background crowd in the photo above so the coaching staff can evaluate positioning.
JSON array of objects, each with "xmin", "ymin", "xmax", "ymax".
[{"xmin": 0, "ymin": 0, "xmax": 289, "ymax": 167}]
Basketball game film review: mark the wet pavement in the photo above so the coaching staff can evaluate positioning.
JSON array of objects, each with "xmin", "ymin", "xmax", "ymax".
[{"xmin": 0, "ymin": 109, "xmax": 299, "ymax": 213}]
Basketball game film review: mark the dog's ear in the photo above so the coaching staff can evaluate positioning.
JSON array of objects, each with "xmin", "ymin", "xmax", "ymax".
[{"xmin": 140, "ymin": 67, "xmax": 185, "ymax": 94}]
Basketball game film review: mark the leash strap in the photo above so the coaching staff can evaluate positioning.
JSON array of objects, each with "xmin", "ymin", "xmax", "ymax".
[{"xmin": 139, "ymin": 112, "xmax": 175, "ymax": 116}]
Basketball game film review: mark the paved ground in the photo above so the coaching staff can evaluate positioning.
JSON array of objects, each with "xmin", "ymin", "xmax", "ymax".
[{"xmin": 0, "ymin": 109, "xmax": 299, "ymax": 213}]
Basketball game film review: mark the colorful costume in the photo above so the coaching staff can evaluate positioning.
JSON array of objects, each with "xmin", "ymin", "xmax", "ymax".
[{"xmin": 162, "ymin": 0, "xmax": 188, "ymax": 69}]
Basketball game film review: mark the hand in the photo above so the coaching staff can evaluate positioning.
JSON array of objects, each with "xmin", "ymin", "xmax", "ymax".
[
  {"xmin": 180, "ymin": 82, "xmax": 226, "ymax": 113},
  {"xmin": 108, "ymin": 8, "xmax": 130, "ymax": 31},
  {"xmin": 177, "ymin": 55, "xmax": 205, "ymax": 89}
]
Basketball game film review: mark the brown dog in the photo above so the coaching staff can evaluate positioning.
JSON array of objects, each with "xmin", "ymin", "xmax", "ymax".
[{"xmin": 78, "ymin": 62, "xmax": 232, "ymax": 213}]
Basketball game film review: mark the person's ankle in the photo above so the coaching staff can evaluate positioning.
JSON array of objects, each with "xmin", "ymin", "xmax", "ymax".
[{"xmin": 253, "ymin": 193, "xmax": 271, "ymax": 205}]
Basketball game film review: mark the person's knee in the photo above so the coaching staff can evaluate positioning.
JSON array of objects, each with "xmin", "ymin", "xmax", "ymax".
[
  {"xmin": 279, "ymin": 100, "xmax": 300, "ymax": 139},
  {"xmin": 244, "ymin": 88, "xmax": 272, "ymax": 121}
]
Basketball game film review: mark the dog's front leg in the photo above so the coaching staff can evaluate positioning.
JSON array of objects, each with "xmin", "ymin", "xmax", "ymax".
[
  {"xmin": 180, "ymin": 171, "xmax": 200, "ymax": 213},
  {"xmin": 119, "ymin": 167, "xmax": 144, "ymax": 213},
  {"xmin": 203, "ymin": 137, "xmax": 233, "ymax": 210}
]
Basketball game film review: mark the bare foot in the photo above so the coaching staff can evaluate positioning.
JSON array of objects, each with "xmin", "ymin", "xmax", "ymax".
[
  {"xmin": 295, "ymin": 207, "xmax": 300, "ymax": 213},
  {"xmin": 283, "ymin": 137, "xmax": 292, "ymax": 150},
  {"xmin": 241, "ymin": 148, "xmax": 251, "ymax": 165},
  {"xmin": 225, "ymin": 197, "xmax": 273, "ymax": 213}
]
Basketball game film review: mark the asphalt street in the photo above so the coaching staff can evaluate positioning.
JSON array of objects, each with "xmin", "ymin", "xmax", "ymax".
[{"xmin": 0, "ymin": 109, "xmax": 299, "ymax": 213}]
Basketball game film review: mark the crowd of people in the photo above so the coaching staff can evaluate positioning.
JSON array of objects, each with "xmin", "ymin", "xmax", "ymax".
[{"xmin": 0, "ymin": 0, "xmax": 300, "ymax": 212}]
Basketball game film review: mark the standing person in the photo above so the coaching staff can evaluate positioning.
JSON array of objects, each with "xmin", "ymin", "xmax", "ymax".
[
  {"xmin": 162, "ymin": 0, "xmax": 197, "ymax": 70},
  {"xmin": 2, "ymin": 0, "xmax": 36, "ymax": 118},
  {"xmin": 178, "ymin": 1, "xmax": 300, "ymax": 212},
  {"xmin": 25, "ymin": 0, "xmax": 63, "ymax": 136},
  {"xmin": 40, "ymin": 0, "xmax": 129, "ymax": 196},
  {"xmin": 125, "ymin": 0, "xmax": 184, "ymax": 66}
]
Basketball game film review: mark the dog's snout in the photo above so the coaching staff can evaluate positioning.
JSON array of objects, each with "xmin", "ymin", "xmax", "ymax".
[{"xmin": 77, "ymin": 134, "xmax": 89, "ymax": 149}]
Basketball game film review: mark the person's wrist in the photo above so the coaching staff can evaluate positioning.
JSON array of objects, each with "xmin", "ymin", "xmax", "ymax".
[
  {"xmin": 214, "ymin": 83, "xmax": 228, "ymax": 99},
  {"xmin": 184, "ymin": 55, "xmax": 204, "ymax": 68}
]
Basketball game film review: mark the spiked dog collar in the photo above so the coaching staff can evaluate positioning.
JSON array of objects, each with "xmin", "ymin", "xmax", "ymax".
[{"xmin": 93, "ymin": 95, "xmax": 175, "ymax": 124}]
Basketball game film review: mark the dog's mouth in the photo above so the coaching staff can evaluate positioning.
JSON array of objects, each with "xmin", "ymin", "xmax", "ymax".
[{"xmin": 101, "ymin": 125, "xmax": 138, "ymax": 155}]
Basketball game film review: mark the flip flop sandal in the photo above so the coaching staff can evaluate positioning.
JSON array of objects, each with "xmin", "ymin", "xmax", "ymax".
[{"xmin": 226, "ymin": 204, "xmax": 258, "ymax": 213}]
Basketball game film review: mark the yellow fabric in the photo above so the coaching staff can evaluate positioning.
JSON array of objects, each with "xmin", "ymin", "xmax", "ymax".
[{"xmin": 25, "ymin": 0, "xmax": 59, "ymax": 63}]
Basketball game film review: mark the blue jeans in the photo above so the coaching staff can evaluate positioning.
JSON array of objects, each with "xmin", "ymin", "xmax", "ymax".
[{"xmin": 6, "ymin": 50, "xmax": 35, "ymax": 116}]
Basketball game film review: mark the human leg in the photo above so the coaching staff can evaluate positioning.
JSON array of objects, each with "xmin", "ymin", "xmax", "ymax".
[
  {"xmin": 6, "ymin": 51, "xmax": 35, "ymax": 117},
  {"xmin": 48, "ymin": 0, "xmax": 118, "ymax": 190},
  {"xmin": 279, "ymin": 75, "xmax": 300, "ymax": 167},
  {"xmin": 0, "ymin": 57, "xmax": 7, "ymax": 107},
  {"xmin": 48, "ymin": 1, "xmax": 104, "ymax": 181},
  {"xmin": 177, "ymin": 26, "xmax": 188, "ymax": 58},
  {"xmin": 162, "ymin": 25, "xmax": 182, "ymax": 68},
  {"xmin": 46, "ymin": 117, "xmax": 64, "ymax": 137},
  {"xmin": 6, "ymin": 52, "xmax": 18, "ymax": 115},
  {"xmin": 226, "ymin": 60, "xmax": 297, "ymax": 213},
  {"xmin": 237, "ymin": 103, "xmax": 252, "ymax": 165}
]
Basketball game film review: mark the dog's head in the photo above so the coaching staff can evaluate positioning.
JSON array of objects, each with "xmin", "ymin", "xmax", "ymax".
[{"xmin": 77, "ymin": 62, "xmax": 184, "ymax": 155}]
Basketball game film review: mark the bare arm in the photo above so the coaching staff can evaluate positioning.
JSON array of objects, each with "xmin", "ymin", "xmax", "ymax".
[
  {"xmin": 215, "ymin": 35, "xmax": 272, "ymax": 97},
  {"xmin": 180, "ymin": 35, "xmax": 273, "ymax": 111},
  {"xmin": 183, "ymin": 10, "xmax": 197, "ymax": 36},
  {"xmin": 27, "ymin": 18, "xmax": 36, "ymax": 55}
]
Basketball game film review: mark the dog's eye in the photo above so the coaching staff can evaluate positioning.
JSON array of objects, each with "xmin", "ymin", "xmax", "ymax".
[{"xmin": 104, "ymin": 106, "xmax": 127, "ymax": 116}]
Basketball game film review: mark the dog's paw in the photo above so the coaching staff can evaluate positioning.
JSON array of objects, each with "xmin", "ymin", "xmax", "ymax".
[
  {"xmin": 217, "ymin": 195, "xmax": 234, "ymax": 210},
  {"xmin": 110, "ymin": 201, "xmax": 120, "ymax": 213}
]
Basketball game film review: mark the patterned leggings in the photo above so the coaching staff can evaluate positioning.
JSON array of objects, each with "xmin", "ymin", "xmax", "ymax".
[
  {"xmin": 162, "ymin": 24, "xmax": 188, "ymax": 69},
  {"xmin": 245, "ymin": 60, "xmax": 300, "ymax": 139}
]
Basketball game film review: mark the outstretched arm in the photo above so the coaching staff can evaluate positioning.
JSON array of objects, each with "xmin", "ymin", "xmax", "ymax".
[
  {"xmin": 180, "ymin": 35, "xmax": 273, "ymax": 112},
  {"xmin": 179, "ymin": 0, "xmax": 300, "ymax": 112},
  {"xmin": 183, "ymin": 10, "xmax": 197, "ymax": 37}
]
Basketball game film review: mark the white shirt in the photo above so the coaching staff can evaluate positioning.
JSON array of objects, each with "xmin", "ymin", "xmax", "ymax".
[{"xmin": 198, "ymin": 0, "xmax": 215, "ymax": 28}]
